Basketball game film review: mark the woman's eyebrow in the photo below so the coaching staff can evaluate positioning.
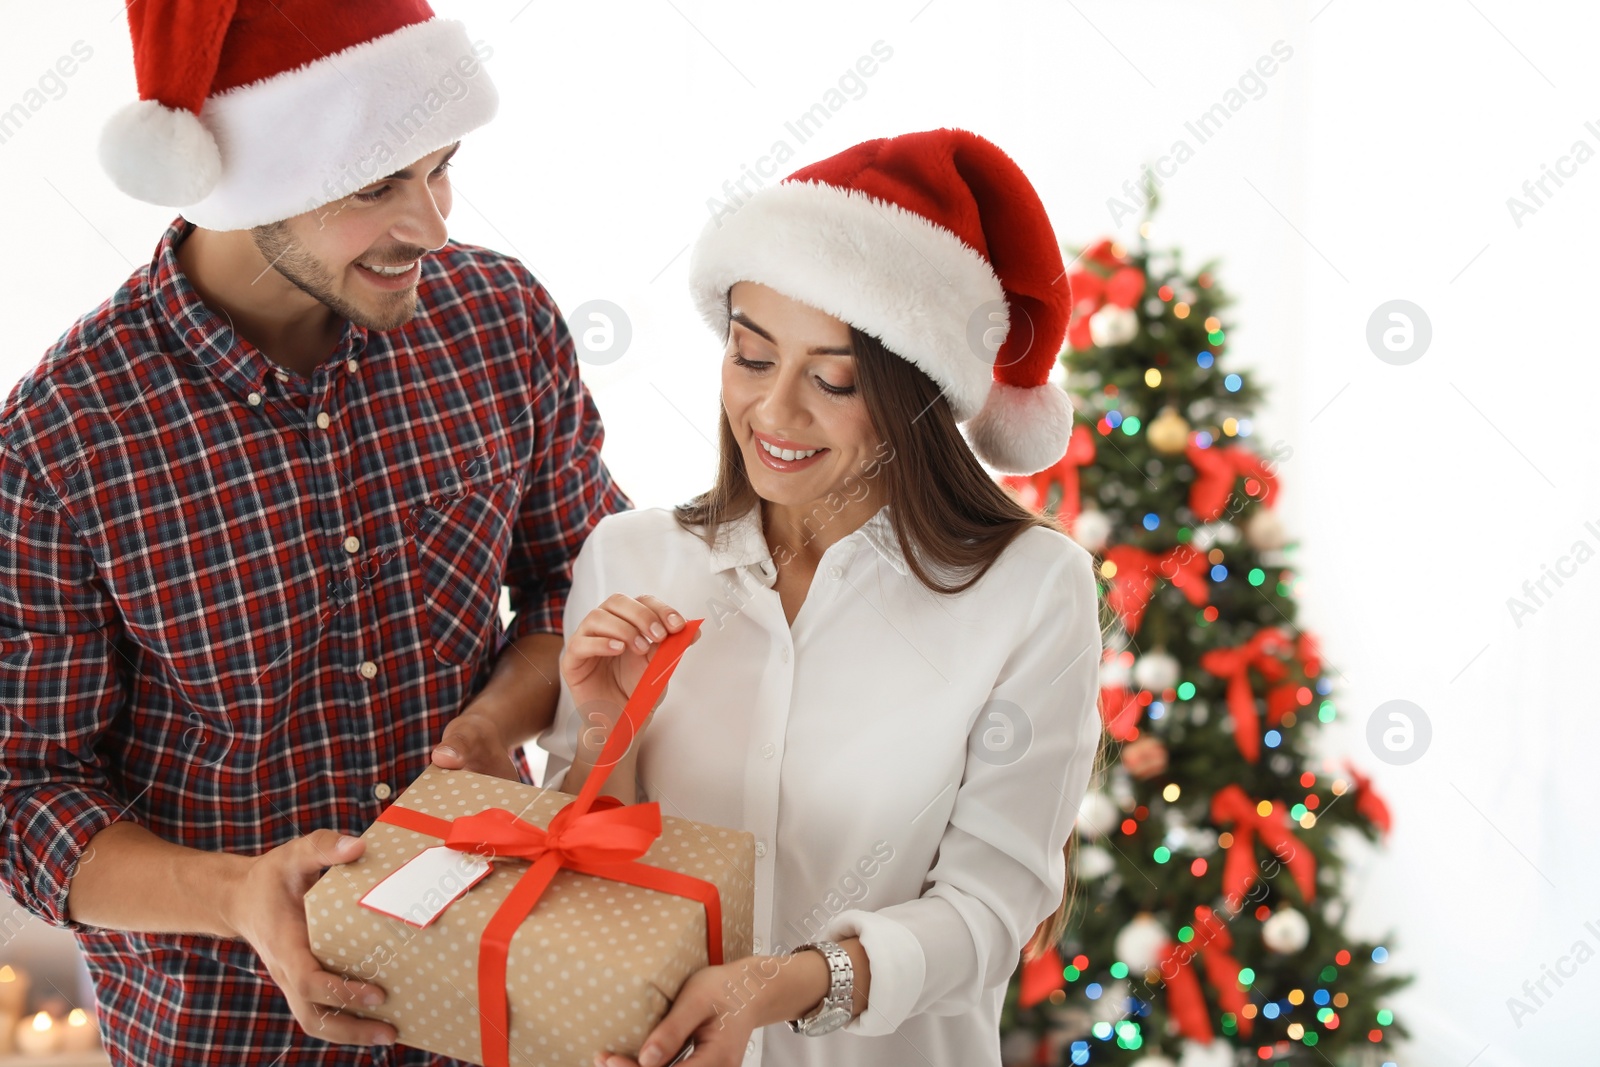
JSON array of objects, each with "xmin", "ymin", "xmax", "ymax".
[{"xmin": 730, "ymin": 310, "xmax": 853, "ymax": 356}]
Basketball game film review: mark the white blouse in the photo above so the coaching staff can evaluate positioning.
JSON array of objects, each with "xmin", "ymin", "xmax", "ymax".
[{"xmin": 535, "ymin": 502, "xmax": 1103, "ymax": 1067}]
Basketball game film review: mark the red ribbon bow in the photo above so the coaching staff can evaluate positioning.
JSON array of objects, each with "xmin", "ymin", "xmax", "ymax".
[
  {"xmin": 378, "ymin": 621, "xmax": 718, "ymax": 1067},
  {"xmin": 1001, "ymin": 423, "xmax": 1097, "ymax": 521},
  {"xmin": 1199, "ymin": 627, "xmax": 1294, "ymax": 763},
  {"xmin": 1210, "ymin": 784, "xmax": 1316, "ymax": 904},
  {"xmin": 1098, "ymin": 684, "xmax": 1142, "ymax": 742},
  {"xmin": 1186, "ymin": 438, "xmax": 1279, "ymax": 522},
  {"xmin": 1103, "ymin": 544, "xmax": 1212, "ymax": 635},
  {"xmin": 1019, "ymin": 944, "xmax": 1067, "ymax": 1008},
  {"xmin": 1344, "ymin": 760, "xmax": 1393, "ymax": 836},
  {"xmin": 1066, "ymin": 259, "xmax": 1146, "ymax": 351},
  {"xmin": 1159, "ymin": 905, "xmax": 1251, "ymax": 1043}
]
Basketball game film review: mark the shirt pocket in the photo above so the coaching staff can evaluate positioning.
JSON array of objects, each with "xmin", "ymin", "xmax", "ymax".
[{"xmin": 407, "ymin": 473, "xmax": 521, "ymax": 667}]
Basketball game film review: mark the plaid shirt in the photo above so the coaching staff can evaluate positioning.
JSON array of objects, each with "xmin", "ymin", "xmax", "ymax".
[{"xmin": 0, "ymin": 216, "xmax": 632, "ymax": 1065}]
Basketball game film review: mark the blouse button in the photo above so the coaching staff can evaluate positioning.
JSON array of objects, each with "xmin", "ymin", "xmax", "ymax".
[
  {"xmin": 760, "ymin": 743, "xmax": 775, "ymax": 759},
  {"xmin": 827, "ymin": 565, "xmax": 843, "ymax": 579},
  {"xmin": 754, "ymin": 840, "xmax": 767, "ymax": 858},
  {"xmin": 753, "ymin": 937, "xmax": 764, "ymax": 953},
  {"xmin": 780, "ymin": 647, "xmax": 790, "ymax": 663}
]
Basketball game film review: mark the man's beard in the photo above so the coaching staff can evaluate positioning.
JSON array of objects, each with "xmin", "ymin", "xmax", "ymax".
[{"xmin": 251, "ymin": 222, "xmax": 422, "ymax": 332}]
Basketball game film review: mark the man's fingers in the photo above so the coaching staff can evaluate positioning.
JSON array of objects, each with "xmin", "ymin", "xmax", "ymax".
[
  {"xmin": 302, "ymin": 828, "xmax": 363, "ymax": 870},
  {"xmin": 297, "ymin": 995, "xmax": 396, "ymax": 1047}
]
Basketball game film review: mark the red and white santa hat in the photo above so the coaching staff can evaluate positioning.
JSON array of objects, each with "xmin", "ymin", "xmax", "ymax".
[
  {"xmin": 99, "ymin": 0, "xmax": 497, "ymax": 232},
  {"xmin": 688, "ymin": 127, "xmax": 1075, "ymax": 476}
]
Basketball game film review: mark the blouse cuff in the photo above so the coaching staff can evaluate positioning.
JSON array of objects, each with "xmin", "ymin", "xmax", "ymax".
[{"xmin": 819, "ymin": 907, "xmax": 926, "ymax": 1036}]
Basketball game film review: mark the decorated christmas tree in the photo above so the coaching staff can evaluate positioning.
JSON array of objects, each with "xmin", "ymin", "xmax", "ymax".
[{"xmin": 996, "ymin": 205, "xmax": 1412, "ymax": 1067}]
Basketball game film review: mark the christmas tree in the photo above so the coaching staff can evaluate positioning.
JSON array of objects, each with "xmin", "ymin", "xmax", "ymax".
[{"xmin": 996, "ymin": 204, "xmax": 1412, "ymax": 1067}]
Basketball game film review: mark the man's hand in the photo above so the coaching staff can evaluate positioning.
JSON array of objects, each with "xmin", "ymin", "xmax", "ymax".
[
  {"xmin": 431, "ymin": 703, "xmax": 520, "ymax": 781},
  {"xmin": 223, "ymin": 830, "xmax": 397, "ymax": 1047}
]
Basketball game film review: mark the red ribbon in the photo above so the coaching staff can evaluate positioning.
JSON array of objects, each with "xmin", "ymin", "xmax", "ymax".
[
  {"xmin": 1199, "ymin": 627, "xmax": 1293, "ymax": 763},
  {"xmin": 377, "ymin": 621, "xmax": 717, "ymax": 1067},
  {"xmin": 1264, "ymin": 632, "xmax": 1321, "ymax": 728},
  {"xmin": 1103, "ymin": 544, "xmax": 1211, "ymax": 635},
  {"xmin": 1158, "ymin": 906, "xmax": 1251, "ymax": 1043},
  {"xmin": 1098, "ymin": 684, "xmax": 1141, "ymax": 742},
  {"xmin": 1186, "ymin": 439, "xmax": 1279, "ymax": 522},
  {"xmin": 1019, "ymin": 944, "xmax": 1066, "ymax": 1008},
  {"xmin": 1344, "ymin": 760, "xmax": 1392, "ymax": 836},
  {"xmin": 1210, "ymin": 785, "xmax": 1316, "ymax": 903},
  {"xmin": 1000, "ymin": 423, "xmax": 1097, "ymax": 521}
]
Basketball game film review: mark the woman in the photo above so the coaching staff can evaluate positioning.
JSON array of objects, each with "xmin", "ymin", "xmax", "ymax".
[{"xmin": 537, "ymin": 128, "xmax": 1106, "ymax": 1067}]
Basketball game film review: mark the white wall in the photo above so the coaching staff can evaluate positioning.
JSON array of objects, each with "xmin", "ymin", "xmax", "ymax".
[{"xmin": 2, "ymin": 2, "xmax": 1594, "ymax": 1061}]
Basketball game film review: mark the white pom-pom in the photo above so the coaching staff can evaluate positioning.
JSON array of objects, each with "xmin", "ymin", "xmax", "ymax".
[
  {"xmin": 1076, "ymin": 792, "xmax": 1120, "ymax": 840},
  {"xmin": 1071, "ymin": 508, "xmax": 1112, "ymax": 552},
  {"xmin": 1245, "ymin": 507, "xmax": 1288, "ymax": 550},
  {"xmin": 1262, "ymin": 907, "xmax": 1311, "ymax": 953},
  {"xmin": 1076, "ymin": 843, "xmax": 1115, "ymax": 879},
  {"xmin": 968, "ymin": 381, "xmax": 1074, "ymax": 476},
  {"xmin": 1114, "ymin": 913, "xmax": 1168, "ymax": 972},
  {"xmin": 98, "ymin": 98, "xmax": 222, "ymax": 206},
  {"xmin": 1132, "ymin": 650, "xmax": 1180, "ymax": 692},
  {"xmin": 1178, "ymin": 1039, "xmax": 1236, "ymax": 1067},
  {"xmin": 1089, "ymin": 305, "xmax": 1139, "ymax": 347}
]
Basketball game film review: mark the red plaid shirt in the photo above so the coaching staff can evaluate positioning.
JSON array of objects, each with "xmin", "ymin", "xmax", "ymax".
[{"xmin": 0, "ymin": 216, "xmax": 632, "ymax": 1065}]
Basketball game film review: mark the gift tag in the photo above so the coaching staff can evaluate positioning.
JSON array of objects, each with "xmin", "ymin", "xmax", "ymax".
[{"xmin": 360, "ymin": 846, "xmax": 493, "ymax": 928}]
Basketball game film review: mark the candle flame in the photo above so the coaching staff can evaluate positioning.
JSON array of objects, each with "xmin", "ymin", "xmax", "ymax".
[
  {"xmin": 31, "ymin": 1011, "xmax": 52, "ymax": 1031},
  {"xmin": 0, "ymin": 965, "xmax": 14, "ymax": 981},
  {"xmin": 68, "ymin": 1008, "xmax": 89, "ymax": 1026}
]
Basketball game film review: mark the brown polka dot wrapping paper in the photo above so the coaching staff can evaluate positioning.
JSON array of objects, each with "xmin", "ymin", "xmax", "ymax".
[{"xmin": 305, "ymin": 764, "xmax": 755, "ymax": 1066}]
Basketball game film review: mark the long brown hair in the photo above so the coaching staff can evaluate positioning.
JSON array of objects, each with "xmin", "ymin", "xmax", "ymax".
[{"xmin": 674, "ymin": 320, "xmax": 1110, "ymax": 963}]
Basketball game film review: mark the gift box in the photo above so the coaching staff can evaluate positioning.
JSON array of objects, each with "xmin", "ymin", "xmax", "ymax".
[{"xmin": 305, "ymin": 620, "xmax": 754, "ymax": 1067}]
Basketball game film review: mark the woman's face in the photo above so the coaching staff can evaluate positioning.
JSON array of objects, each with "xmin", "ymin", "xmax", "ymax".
[{"xmin": 720, "ymin": 281, "xmax": 883, "ymax": 512}]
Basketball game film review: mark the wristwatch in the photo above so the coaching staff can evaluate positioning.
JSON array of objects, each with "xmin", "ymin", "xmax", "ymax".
[{"xmin": 786, "ymin": 940, "xmax": 854, "ymax": 1036}]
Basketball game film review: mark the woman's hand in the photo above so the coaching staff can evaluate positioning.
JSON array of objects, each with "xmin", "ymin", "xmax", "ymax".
[
  {"xmin": 594, "ymin": 959, "xmax": 766, "ymax": 1067},
  {"xmin": 561, "ymin": 594, "xmax": 692, "ymax": 758}
]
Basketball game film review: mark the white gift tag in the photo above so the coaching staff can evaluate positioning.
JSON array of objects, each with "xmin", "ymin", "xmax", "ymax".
[{"xmin": 360, "ymin": 846, "xmax": 493, "ymax": 928}]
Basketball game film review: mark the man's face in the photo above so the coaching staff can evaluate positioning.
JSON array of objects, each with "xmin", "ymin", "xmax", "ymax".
[{"xmin": 249, "ymin": 142, "xmax": 460, "ymax": 331}]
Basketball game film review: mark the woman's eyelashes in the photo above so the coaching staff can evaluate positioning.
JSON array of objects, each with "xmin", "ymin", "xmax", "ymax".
[{"xmin": 731, "ymin": 350, "xmax": 857, "ymax": 397}]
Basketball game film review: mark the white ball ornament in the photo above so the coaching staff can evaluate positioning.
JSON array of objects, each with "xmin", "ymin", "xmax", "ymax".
[
  {"xmin": 1071, "ymin": 508, "xmax": 1112, "ymax": 553},
  {"xmin": 1261, "ymin": 906, "xmax": 1311, "ymax": 954},
  {"xmin": 1089, "ymin": 304, "xmax": 1139, "ymax": 347},
  {"xmin": 1245, "ymin": 507, "xmax": 1288, "ymax": 550},
  {"xmin": 1076, "ymin": 843, "xmax": 1115, "ymax": 879},
  {"xmin": 1076, "ymin": 792, "xmax": 1121, "ymax": 840},
  {"xmin": 1132, "ymin": 650, "xmax": 1181, "ymax": 692},
  {"xmin": 1178, "ymin": 1039, "xmax": 1236, "ymax": 1067},
  {"xmin": 1113, "ymin": 913, "xmax": 1169, "ymax": 973}
]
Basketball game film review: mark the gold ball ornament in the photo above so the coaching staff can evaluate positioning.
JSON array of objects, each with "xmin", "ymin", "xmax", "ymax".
[{"xmin": 1148, "ymin": 405, "xmax": 1191, "ymax": 454}]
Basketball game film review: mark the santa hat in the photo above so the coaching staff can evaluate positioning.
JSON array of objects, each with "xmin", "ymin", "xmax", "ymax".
[
  {"xmin": 688, "ymin": 128, "xmax": 1074, "ymax": 475},
  {"xmin": 99, "ymin": 0, "xmax": 497, "ymax": 232}
]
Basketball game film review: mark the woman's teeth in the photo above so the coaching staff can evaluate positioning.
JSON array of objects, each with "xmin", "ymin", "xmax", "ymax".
[
  {"xmin": 359, "ymin": 260, "xmax": 417, "ymax": 276},
  {"xmin": 759, "ymin": 438, "xmax": 821, "ymax": 462}
]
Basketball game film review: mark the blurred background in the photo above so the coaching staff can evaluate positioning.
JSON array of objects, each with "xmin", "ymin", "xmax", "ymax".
[{"xmin": 1, "ymin": 1, "xmax": 1596, "ymax": 1063}]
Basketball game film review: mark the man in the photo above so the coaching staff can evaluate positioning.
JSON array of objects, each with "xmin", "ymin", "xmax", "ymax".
[{"xmin": 0, "ymin": 2, "xmax": 630, "ymax": 1063}]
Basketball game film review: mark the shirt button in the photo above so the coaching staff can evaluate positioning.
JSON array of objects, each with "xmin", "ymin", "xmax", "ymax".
[
  {"xmin": 246, "ymin": 392, "xmax": 262, "ymax": 406},
  {"xmin": 358, "ymin": 661, "xmax": 378, "ymax": 679},
  {"xmin": 746, "ymin": 1038, "xmax": 755, "ymax": 1055},
  {"xmin": 275, "ymin": 369, "xmax": 288, "ymax": 381},
  {"xmin": 316, "ymin": 412, "xmax": 331, "ymax": 429},
  {"xmin": 373, "ymin": 782, "xmax": 392, "ymax": 800},
  {"xmin": 753, "ymin": 936, "xmax": 763, "ymax": 953},
  {"xmin": 343, "ymin": 536, "xmax": 361, "ymax": 554},
  {"xmin": 754, "ymin": 840, "xmax": 767, "ymax": 858},
  {"xmin": 760, "ymin": 743, "xmax": 775, "ymax": 759},
  {"xmin": 347, "ymin": 359, "xmax": 359, "ymax": 373},
  {"xmin": 828, "ymin": 565, "xmax": 843, "ymax": 579}
]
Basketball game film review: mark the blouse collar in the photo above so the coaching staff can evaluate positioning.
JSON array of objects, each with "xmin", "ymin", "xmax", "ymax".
[{"xmin": 705, "ymin": 502, "xmax": 910, "ymax": 577}]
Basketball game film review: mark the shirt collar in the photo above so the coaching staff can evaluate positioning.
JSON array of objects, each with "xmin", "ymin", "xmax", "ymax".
[
  {"xmin": 151, "ymin": 216, "xmax": 370, "ymax": 402},
  {"xmin": 705, "ymin": 502, "xmax": 910, "ymax": 577}
]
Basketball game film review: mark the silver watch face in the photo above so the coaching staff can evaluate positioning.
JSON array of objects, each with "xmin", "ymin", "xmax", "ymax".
[{"xmin": 806, "ymin": 1004, "xmax": 853, "ymax": 1035}]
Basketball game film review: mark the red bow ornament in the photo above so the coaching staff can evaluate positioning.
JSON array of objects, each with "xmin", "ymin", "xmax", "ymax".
[
  {"xmin": 1186, "ymin": 438, "xmax": 1279, "ymax": 522},
  {"xmin": 1210, "ymin": 784, "xmax": 1317, "ymax": 904},
  {"xmin": 1103, "ymin": 544, "xmax": 1212, "ymax": 635},
  {"xmin": 1159, "ymin": 905, "xmax": 1252, "ymax": 1044},
  {"xmin": 1001, "ymin": 423, "xmax": 1097, "ymax": 520},
  {"xmin": 1199, "ymin": 627, "xmax": 1294, "ymax": 763}
]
